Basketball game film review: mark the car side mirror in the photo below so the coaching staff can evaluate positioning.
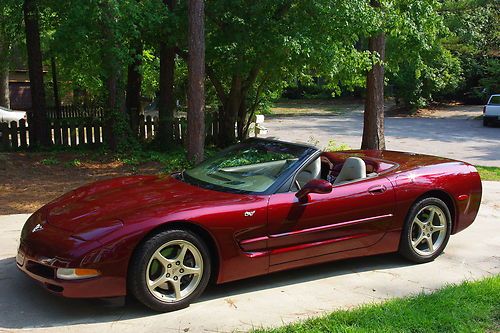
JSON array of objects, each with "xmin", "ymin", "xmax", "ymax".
[{"xmin": 295, "ymin": 179, "xmax": 333, "ymax": 202}]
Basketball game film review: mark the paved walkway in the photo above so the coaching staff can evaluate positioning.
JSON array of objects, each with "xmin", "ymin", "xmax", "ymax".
[
  {"xmin": 263, "ymin": 112, "xmax": 500, "ymax": 167},
  {"xmin": 0, "ymin": 182, "xmax": 499, "ymax": 332}
]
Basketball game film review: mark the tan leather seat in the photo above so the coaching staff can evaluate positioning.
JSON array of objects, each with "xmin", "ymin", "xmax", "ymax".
[
  {"xmin": 333, "ymin": 157, "xmax": 366, "ymax": 185},
  {"xmin": 296, "ymin": 157, "xmax": 321, "ymax": 188}
]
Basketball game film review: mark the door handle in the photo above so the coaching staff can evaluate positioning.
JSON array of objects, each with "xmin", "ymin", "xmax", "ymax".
[{"xmin": 368, "ymin": 185, "xmax": 387, "ymax": 194}]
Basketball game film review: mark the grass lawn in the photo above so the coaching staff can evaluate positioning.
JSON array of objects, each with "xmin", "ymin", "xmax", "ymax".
[
  {"xmin": 268, "ymin": 99, "xmax": 360, "ymax": 117},
  {"xmin": 476, "ymin": 166, "xmax": 500, "ymax": 181},
  {"xmin": 254, "ymin": 275, "xmax": 500, "ymax": 333}
]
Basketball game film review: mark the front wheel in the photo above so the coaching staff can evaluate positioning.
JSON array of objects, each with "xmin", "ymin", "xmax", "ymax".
[
  {"xmin": 399, "ymin": 197, "xmax": 452, "ymax": 263},
  {"xmin": 483, "ymin": 118, "xmax": 489, "ymax": 127},
  {"xmin": 128, "ymin": 229, "xmax": 211, "ymax": 312}
]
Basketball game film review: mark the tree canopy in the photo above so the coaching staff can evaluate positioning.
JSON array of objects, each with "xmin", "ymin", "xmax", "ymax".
[{"xmin": 1, "ymin": 0, "xmax": 497, "ymax": 149}]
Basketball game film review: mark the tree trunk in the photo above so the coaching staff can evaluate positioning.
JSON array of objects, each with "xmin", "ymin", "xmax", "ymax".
[
  {"xmin": 237, "ymin": 96, "xmax": 247, "ymax": 140},
  {"xmin": 187, "ymin": 0, "xmax": 205, "ymax": 163},
  {"xmin": 99, "ymin": 0, "xmax": 126, "ymax": 151},
  {"xmin": 217, "ymin": 75, "xmax": 241, "ymax": 146},
  {"xmin": 50, "ymin": 56, "xmax": 61, "ymax": 118},
  {"xmin": 361, "ymin": 0, "xmax": 385, "ymax": 150},
  {"xmin": 158, "ymin": 44, "xmax": 176, "ymax": 145},
  {"xmin": 0, "ymin": 62, "xmax": 9, "ymax": 109},
  {"xmin": 0, "ymin": 39, "xmax": 10, "ymax": 108},
  {"xmin": 158, "ymin": 0, "xmax": 177, "ymax": 147},
  {"xmin": 126, "ymin": 40, "xmax": 143, "ymax": 135},
  {"xmin": 24, "ymin": 0, "xmax": 50, "ymax": 146}
]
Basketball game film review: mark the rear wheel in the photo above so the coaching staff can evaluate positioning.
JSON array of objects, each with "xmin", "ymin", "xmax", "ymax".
[
  {"xmin": 128, "ymin": 229, "xmax": 211, "ymax": 312},
  {"xmin": 399, "ymin": 197, "xmax": 451, "ymax": 263},
  {"xmin": 483, "ymin": 118, "xmax": 489, "ymax": 127}
]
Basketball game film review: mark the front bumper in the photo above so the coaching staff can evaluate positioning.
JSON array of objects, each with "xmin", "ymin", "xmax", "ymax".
[
  {"xmin": 17, "ymin": 211, "xmax": 127, "ymax": 298},
  {"xmin": 16, "ymin": 244, "xmax": 126, "ymax": 298},
  {"xmin": 16, "ymin": 248, "xmax": 125, "ymax": 298}
]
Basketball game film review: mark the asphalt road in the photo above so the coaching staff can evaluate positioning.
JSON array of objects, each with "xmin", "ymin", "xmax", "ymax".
[
  {"xmin": 263, "ymin": 111, "xmax": 500, "ymax": 167},
  {"xmin": 0, "ymin": 182, "xmax": 499, "ymax": 333}
]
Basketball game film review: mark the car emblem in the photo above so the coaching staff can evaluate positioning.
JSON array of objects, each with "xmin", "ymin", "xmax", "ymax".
[
  {"xmin": 244, "ymin": 211, "xmax": 256, "ymax": 217},
  {"xmin": 32, "ymin": 223, "xmax": 44, "ymax": 233}
]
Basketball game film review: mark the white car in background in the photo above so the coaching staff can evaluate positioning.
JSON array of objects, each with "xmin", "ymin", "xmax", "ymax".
[
  {"xmin": 0, "ymin": 106, "xmax": 27, "ymax": 125},
  {"xmin": 483, "ymin": 94, "xmax": 500, "ymax": 127}
]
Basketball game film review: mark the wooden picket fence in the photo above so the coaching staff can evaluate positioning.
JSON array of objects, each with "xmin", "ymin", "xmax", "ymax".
[
  {"xmin": 0, "ymin": 113, "xmax": 220, "ymax": 150},
  {"xmin": 46, "ymin": 104, "xmax": 104, "ymax": 120}
]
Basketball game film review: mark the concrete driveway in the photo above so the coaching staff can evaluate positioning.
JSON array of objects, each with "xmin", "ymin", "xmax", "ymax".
[
  {"xmin": 263, "ymin": 111, "xmax": 500, "ymax": 167},
  {"xmin": 0, "ymin": 181, "xmax": 498, "ymax": 333}
]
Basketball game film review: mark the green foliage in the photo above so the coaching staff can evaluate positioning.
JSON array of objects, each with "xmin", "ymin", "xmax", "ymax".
[
  {"xmin": 117, "ymin": 145, "xmax": 218, "ymax": 173},
  {"xmin": 119, "ymin": 148, "xmax": 192, "ymax": 173},
  {"xmin": 204, "ymin": 0, "xmax": 375, "ymax": 126},
  {"xmin": 64, "ymin": 158, "xmax": 81, "ymax": 168},
  {"xmin": 141, "ymin": 49, "xmax": 160, "ymax": 100},
  {"xmin": 0, "ymin": 0, "xmax": 23, "ymax": 72},
  {"xmin": 306, "ymin": 137, "xmax": 350, "ymax": 151},
  {"xmin": 440, "ymin": 0, "xmax": 500, "ymax": 102},
  {"xmin": 40, "ymin": 157, "xmax": 59, "ymax": 165},
  {"xmin": 324, "ymin": 140, "xmax": 350, "ymax": 152},
  {"xmin": 103, "ymin": 107, "xmax": 141, "ymax": 153},
  {"xmin": 478, "ymin": 58, "xmax": 500, "ymax": 98},
  {"xmin": 385, "ymin": 1, "xmax": 462, "ymax": 109},
  {"xmin": 476, "ymin": 165, "xmax": 500, "ymax": 181},
  {"xmin": 1, "ymin": 0, "xmax": 495, "ymax": 149},
  {"xmin": 254, "ymin": 275, "xmax": 500, "ymax": 333}
]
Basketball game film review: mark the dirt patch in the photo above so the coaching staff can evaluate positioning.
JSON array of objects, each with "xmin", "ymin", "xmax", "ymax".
[
  {"xmin": 0, "ymin": 152, "xmax": 164, "ymax": 215},
  {"xmin": 387, "ymin": 102, "xmax": 483, "ymax": 119}
]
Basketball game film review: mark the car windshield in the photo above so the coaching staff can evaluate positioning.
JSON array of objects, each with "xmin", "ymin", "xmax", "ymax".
[{"xmin": 183, "ymin": 140, "xmax": 313, "ymax": 193}]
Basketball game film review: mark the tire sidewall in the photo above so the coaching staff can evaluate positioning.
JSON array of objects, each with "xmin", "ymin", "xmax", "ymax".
[
  {"xmin": 400, "ymin": 197, "xmax": 452, "ymax": 263},
  {"xmin": 128, "ymin": 229, "xmax": 211, "ymax": 312}
]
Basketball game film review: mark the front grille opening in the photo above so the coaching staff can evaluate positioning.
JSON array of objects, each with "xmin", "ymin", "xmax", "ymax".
[
  {"xmin": 26, "ymin": 261, "xmax": 55, "ymax": 279},
  {"xmin": 45, "ymin": 283, "xmax": 64, "ymax": 293}
]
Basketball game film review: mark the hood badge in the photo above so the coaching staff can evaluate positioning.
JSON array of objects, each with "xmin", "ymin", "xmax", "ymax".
[
  {"xmin": 32, "ymin": 223, "xmax": 44, "ymax": 233},
  {"xmin": 244, "ymin": 211, "xmax": 256, "ymax": 217}
]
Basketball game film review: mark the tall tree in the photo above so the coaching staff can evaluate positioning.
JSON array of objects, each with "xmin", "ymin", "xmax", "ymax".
[
  {"xmin": 0, "ymin": 40, "xmax": 9, "ymax": 108},
  {"xmin": 158, "ymin": 0, "xmax": 177, "ymax": 146},
  {"xmin": 125, "ymin": 39, "xmax": 143, "ymax": 135},
  {"xmin": 98, "ymin": 0, "xmax": 128, "ymax": 151},
  {"xmin": 361, "ymin": 0, "xmax": 385, "ymax": 150},
  {"xmin": 385, "ymin": 0, "xmax": 461, "ymax": 109},
  {"xmin": 198, "ymin": 1, "xmax": 372, "ymax": 147},
  {"xmin": 187, "ymin": 0, "xmax": 205, "ymax": 163},
  {"xmin": 50, "ymin": 56, "xmax": 61, "ymax": 117},
  {"xmin": 24, "ymin": 0, "xmax": 50, "ymax": 146},
  {"xmin": 0, "ymin": 0, "xmax": 22, "ymax": 109}
]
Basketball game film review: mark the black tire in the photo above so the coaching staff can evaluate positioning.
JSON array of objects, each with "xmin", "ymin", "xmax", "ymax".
[
  {"xmin": 399, "ymin": 197, "xmax": 452, "ymax": 264},
  {"xmin": 483, "ymin": 118, "xmax": 489, "ymax": 127},
  {"xmin": 128, "ymin": 229, "xmax": 211, "ymax": 312}
]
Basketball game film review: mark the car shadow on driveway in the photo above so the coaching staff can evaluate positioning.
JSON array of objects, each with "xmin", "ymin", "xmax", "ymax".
[{"xmin": 0, "ymin": 253, "xmax": 409, "ymax": 329}]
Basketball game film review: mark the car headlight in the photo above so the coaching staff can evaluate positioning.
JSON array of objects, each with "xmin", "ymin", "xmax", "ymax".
[{"xmin": 56, "ymin": 268, "xmax": 100, "ymax": 280}]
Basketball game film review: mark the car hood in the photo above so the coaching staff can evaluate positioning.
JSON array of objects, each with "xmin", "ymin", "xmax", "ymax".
[{"xmin": 43, "ymin": 175, "xmax": 235, "ymax": 235}]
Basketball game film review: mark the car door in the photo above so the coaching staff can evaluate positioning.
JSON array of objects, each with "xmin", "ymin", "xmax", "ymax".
[{"xmin": 267, "ymin": 176, "xmax": 396, "ymax": 266}]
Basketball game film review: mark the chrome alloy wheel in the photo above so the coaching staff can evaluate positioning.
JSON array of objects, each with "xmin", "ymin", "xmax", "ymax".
[
  {"xmin": 410, "ymin": 205, "xmax": 447, "ymax": 256},
  {"xmin": 146, "ymin": 240, "xmax": 203, "ymax": 303}
]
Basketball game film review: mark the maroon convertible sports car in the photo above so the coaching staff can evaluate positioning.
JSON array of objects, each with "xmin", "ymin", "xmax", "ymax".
[{"xmin": 17, "ymin": 138, "xmax": 482, "ymax": 312}]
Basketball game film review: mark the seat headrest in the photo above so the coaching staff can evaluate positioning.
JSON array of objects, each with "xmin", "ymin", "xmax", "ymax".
[{"xmin": 333, "ymin": 157, "xmax": 366, "ymax": 185}]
